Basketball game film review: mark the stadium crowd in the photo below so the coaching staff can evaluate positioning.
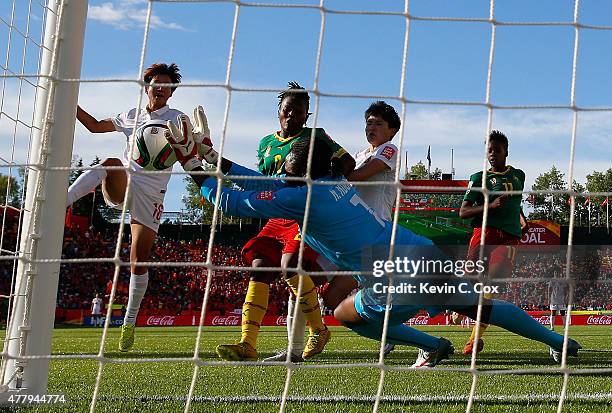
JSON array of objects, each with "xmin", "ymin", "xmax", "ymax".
[
  {"xmin": 499, "ymin": 251, "xmax": 612, "ymax": 311},
  {"xmin": 1, "ymin": 215, "xmax": 610, "ymax": 318},
  {"xmin": 54, "ymin": 226, "xmax": 612, "ymax": 314},
  {"xmin": 55, "ymin": 226, "xmax": 290, "ymax": 316}
]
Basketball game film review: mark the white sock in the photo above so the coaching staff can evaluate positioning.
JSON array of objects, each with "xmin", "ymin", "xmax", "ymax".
[
  {"xmin": 287, "ymin": 295, "xmax": 306, "ymax": 354},
  {"xmin": 66, "ymin": 165, "xmax": 107, "ymax": 207},
  {"xmin": 124, "ymin": 272, "xmax": 149, "ymax": 325}
]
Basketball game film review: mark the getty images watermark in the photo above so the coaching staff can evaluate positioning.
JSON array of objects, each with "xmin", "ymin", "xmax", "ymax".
[
  {"xmin": 360, "ymin": 244, "xmax": 610, "ymax": 308},
  {"xmin": 359, "ymin": 245, "xmax": 504, "ymax": 306},
  {"xmin": 370, "ymin": 256, "xmax": 500, "ymax": 295}
]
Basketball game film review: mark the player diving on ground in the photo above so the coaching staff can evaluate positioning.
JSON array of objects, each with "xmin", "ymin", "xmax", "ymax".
[{"xmin": 164, "ymin": 110, "xmax": 581, "ymax": 367}]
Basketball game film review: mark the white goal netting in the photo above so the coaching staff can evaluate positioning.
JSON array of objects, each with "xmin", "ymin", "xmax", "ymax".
[{"xmin": 0, "ymin": 1, "xmax": 611, "ymax": 412}]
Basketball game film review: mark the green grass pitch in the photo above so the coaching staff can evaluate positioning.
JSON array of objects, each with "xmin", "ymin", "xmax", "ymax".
[{"xmin": 8, "ymin": 326, "xmax": 612, "ymax": 412}]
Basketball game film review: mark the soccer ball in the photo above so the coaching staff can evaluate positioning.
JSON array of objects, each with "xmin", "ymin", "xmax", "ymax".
[{"xmin": 131, "ymin": 122, "xmax": 177, "ymax": 171}]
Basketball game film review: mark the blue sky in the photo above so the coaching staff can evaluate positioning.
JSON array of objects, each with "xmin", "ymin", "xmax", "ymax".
[{"xmin": 2, "ymin": 0, "xmax": 612, "ymax": 212}]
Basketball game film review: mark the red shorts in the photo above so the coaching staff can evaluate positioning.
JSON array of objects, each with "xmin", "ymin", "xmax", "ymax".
[
  {"xmin": 242, "ymin": 218, "xmax": 318, "ymax": 269},
  {"xmin": 467, "ymin": 227, "xmax": 520, "ymax": 277}
]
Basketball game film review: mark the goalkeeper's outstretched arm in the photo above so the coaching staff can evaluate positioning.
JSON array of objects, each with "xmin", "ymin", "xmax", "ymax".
[{"xmin": 164, "ymin": 111, "xmax": 294, "ymax": 220}]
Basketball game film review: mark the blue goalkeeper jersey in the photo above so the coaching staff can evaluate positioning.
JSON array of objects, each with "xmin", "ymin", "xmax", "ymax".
[{"xmin": 200, "ymin": 163, "xmax": 433, "ymax": 275}]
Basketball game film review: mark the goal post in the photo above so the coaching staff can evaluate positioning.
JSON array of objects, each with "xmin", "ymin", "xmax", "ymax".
[{"xmin": 1, "ymin": 0, "xmax": 88, "ymax": 396}]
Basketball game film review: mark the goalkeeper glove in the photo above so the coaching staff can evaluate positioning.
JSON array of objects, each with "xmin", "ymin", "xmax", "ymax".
[
  {"xmin": 165, "ymin": 114, "xmax": 202, "ymax": 171},
  {"xmin": 192, "ymin": 105, "xmax": 219, "ymax": 165}
]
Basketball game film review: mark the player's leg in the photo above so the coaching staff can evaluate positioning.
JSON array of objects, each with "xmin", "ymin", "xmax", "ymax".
[
  {"xmin": 456, "ymin": 299, "xmax": 581, "ymax": 357},
  {"xmin": 264, "ymin": 292, "xmax": 307, "ymax": 362},
  {"xmin": 67, "ymin": 158, "xmax": 126, "ymax": 206},
  {"xmin": 216, "ymin": 236, "xmax": 279, "ymax": 361},
  {"xmin": 550, "ymin": 308, "xmax": 556, "ymax": 330},
  {"xmin": 265, "ymin": 265, "xmax": 357, "ymax": 362},
  {"xmin": 119, "ymin": 220, "xmax": 156, "ymax": 351},
  {"xmin": 464, "ymin": 230, "xmax": 517, "ymax": 355},
  {"xmin": 335, "ymin": 293, "xmax": 454, "ymax": 367},
  {"xmin": 320, "ymin": 275, "xmax": 358, "ymax": 310},
  {"xmin": 281, "ymin": 250, "xmax": 330, "ymax": 359},
  {"xmin": 561, "ymin": 309, "xmax": 570, "ymax": 327}
]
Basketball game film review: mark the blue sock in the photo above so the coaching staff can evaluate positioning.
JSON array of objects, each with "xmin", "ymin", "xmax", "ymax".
[
  {"xmin": 488, "ymin": 299, "xmax": 564, "ymax": 349},
  {"xmin": 348, "ymin": 320, "xmax": 441, "ymax": 351}
]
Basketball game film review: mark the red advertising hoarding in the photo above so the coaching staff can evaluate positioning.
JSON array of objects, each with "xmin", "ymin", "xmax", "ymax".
[
  {"xmin": 132, "ymin": 312, "xmax": 608, "ymax": 327},
  {"xmin": 520, "ymin": 220, "xmax": 560, "ymax": 248}
]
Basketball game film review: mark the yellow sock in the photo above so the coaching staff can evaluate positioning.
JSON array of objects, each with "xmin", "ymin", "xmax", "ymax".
[
  {"xmin": 470, "ymin": 322, "xmax": 489, "ymax": 341},
  {"xmin": 285, "ymin": 275, "xmax": 325, "ymax": 334},
  {"xmin": 240, "ymin": 281, "xmax": 269, "ymax": 348},
  {"xmin": 470, "ymin": 292, "xmax": 495, "ymax": 340}
]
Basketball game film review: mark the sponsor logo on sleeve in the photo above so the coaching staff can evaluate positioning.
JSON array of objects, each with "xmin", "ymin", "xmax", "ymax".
[
  {"xmin": 380, "ymin": 146, "xmax": 396, "ymax": 160},
  {"xmin": 256, "ymin": 190, "xmax": 274, "ymax": 201}
]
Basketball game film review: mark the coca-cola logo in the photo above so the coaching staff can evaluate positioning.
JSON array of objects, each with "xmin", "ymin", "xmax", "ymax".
[
  {"xmin": 587, "ymin": 315, "xmax": 612, "ymax": 325},
  {"xmin": 532, "ymin": 315, "xmax": 551, "ymax": 325},
  {"xmin": 146, "ymin": 316, "xmax": 176, "ymax": 326},
  {"xmin": 408, "ymin": 315, "xmax": 429, "ymax": 325},
  {"xmin": 275, "ymin": 316, "xmax": 287, "ymax": 326},
  {"xmin": 211, "ymin": 315, "xmax": 240, "ymax": 326}
]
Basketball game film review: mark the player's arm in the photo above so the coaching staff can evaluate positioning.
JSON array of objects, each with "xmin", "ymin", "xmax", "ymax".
[
  {"xmin": 348, "ymin": 143, "xmax": 397, "ymax": 181},
  {"xmin": 185, "ymin": 108, "xmax": 283, "ymax": 192},
  {"xmin": 334, "ymin": 152, "xmax": 356, "ymax": 178},
  {"xmin": 76, "ymin": 105, "xmax": 116, "ymax": 133},
  {"xmin": 318, "ymin": 129, "xmax": 356, "ymax": 177},
  {"xmin": 226, "ymin": 163, "xmax": 286, "ymax": 192},
  {"xmin": 459, "ymin": 172, "xmax": 504, "ymax": 219},
  {"xmin": 185, "ymin": 162, "xmax": 283, "ymax": 195},
  {"xmin": 347, "ymin": 159, "xmax": 388, "ymax": 181},
  {"xmin": 198, "ymin": 176, "xmax": 304, "ymax": 221},
  {"xmin": 520, "ymin": 209, "xmax": 529, "ymax": 233},
  {"xmin": 165, "ymin": 112, "xmax": 289, "ymax": 215},
  {"xmin": 517, "ymin": 170, "xmax": 529, "ymax": 233},
  {"xmin": 459, "ymin": 198, "xmax": 506, "ymax": 219}
]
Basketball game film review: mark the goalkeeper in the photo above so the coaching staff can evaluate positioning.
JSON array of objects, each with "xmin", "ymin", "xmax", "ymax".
[{"xmin": 165, "ymin": 114, "xmax": 581, "ymax": 367}]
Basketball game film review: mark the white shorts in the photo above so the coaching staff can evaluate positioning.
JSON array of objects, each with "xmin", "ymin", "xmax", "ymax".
[
  {"xmin": 550, "ymin": 304, "xmax": 567, "ymax": 311},
  {"xmin": 103, "ymin": 185, "xmax": 165, "ymax": 233}
]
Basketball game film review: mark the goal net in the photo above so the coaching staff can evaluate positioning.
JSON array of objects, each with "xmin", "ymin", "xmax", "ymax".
[{"xmin": 1, "ymin": 1, "xmax": 611, "ymax": 412}]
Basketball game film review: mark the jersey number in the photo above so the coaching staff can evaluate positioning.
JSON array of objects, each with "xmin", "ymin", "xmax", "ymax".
[
  {"xmin": 153, "ymin": 202, "xmax": 164, "ymax": 221},
  {"xmin": 502, "ymin": 182, "xmax": 513, "ymax": 191},
  {"xmin": 274, "ymin": 154, "xmax": 283, "ymax": 174},
  {"xmin": 350, "ymin": 194, "xmax": 385, "ymax": 227}
]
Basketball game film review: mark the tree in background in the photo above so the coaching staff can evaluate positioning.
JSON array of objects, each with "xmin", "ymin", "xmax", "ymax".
[
  {"xmin": 529, "ymin": 165, "xmax": 571, "ymax": 224},
  {"xmin": 406, "ymin": 161, "xmax": 442, "ymax": 180},
  {"xmin": 585, "ymin": 168, "xmax": 612, "ymax": 227},
  {"xmin": 407, "ymin": 161, "xmax": 427, "ymax": 179},
  {"xmin": 0, "ymin": 173, "xmax": 20, "ymax": 208},
  {"xmin": 529, "ymin": 166, "xmax": 611, "ymax": 227}
]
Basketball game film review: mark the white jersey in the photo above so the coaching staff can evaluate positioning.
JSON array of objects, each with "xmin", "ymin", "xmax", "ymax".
[
  {"xmin": 91, "ymin": 297, "xmax": 103, "ymax": 314},
  {"xmin": 112, "ymin": 105, "xmax": 183, "ymax": 195},
  {"xmin": 353, "ymin": 142, "xmax": 398, "ymax": 221}
]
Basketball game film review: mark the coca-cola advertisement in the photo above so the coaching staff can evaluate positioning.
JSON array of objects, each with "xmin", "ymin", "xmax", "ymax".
[
  {"xmin": 586, "ymin": 315, "xmax": 612, "ymax": 325},
  {"xmin": 210, "ymin": 315, "xmax": 240, "ymax": 326},
  {"xmin": 145, "ymin": 316, "xmax": 178, "ymax": 326},
  {"xmin": 128, "ymin": 312, "xmax": 610, "ymax": 327}
]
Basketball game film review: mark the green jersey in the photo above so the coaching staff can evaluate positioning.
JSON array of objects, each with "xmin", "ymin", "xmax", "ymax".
[
  {"xmin": 463, "ymin": 166, "xmax": 525, "ymax": 237},
  {"xmin": 256, "ymin": 128, "xmax": 347, "ymax": 177}
]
